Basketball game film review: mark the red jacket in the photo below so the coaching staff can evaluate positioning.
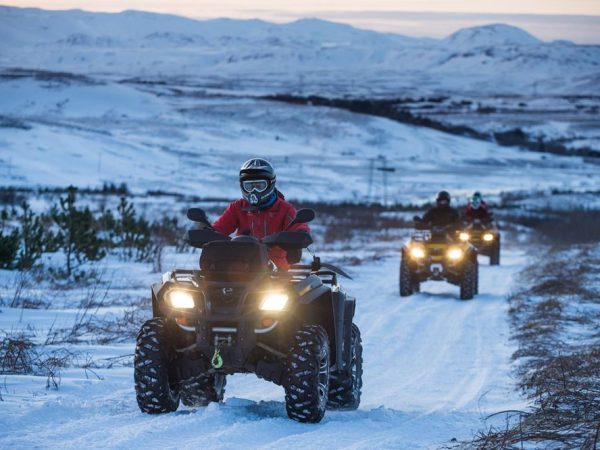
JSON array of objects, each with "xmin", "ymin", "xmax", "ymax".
[
  {"xmin": 213, "ymin": 192, "xmax": 310, "ymax": 269},
  {"xmin": 464, "ymin": 201, "xmax": 492, "ymax": 221}
]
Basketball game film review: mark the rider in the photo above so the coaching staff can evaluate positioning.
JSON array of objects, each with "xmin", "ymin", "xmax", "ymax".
[
  {"xmin": 211, "ymin": 158, "xmax": 310, "ymax": 270},
  {"xmin": 421, "ymin": 191, "xmax": 460, "ymax": 228},
  {"xmin": 464, "ymin": 192, "xmax": 493, "ymax": 222}
]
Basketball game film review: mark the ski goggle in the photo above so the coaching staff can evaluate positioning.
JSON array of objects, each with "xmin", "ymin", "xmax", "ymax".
[
  {"xmin": 471, "ymin": 196, "xmax": 481, "ymax": 207},
  {"xmin": 242, "ymin": 179, "xmax": 269, "ymax": 193}
]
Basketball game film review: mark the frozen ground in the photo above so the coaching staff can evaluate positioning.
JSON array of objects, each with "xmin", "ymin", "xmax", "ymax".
[
  {"xmin": 1, "ymin": 75, "xmax": 599, "ymax": 205},
  {"xmin": 0, "ymin": 246, "xmax": 524, "ymax": 449}
]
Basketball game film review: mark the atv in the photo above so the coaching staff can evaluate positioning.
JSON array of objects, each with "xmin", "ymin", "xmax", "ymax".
[
  {"xmin": 134, "ymin": 208, "xmax": 362, "ymax": 423},
  {"xmin": 458, "ymin": 219, "xmax": 500, "ymax": 266},
  {"xmin": 399, "ymin": 217, "xmax": 478, "ymax": 300}
]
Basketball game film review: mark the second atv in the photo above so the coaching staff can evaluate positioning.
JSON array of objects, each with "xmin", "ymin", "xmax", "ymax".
[
  {"xmin": 134, "ymin": 208, "xmax": 362, "ymax": 423},
  {"xmin": 459, "ymin": 219, "xmax": 501, "ymax": 266},
  {"xmin": 399, "ymin": 217, "xmax": 479, "ymax": 300}
]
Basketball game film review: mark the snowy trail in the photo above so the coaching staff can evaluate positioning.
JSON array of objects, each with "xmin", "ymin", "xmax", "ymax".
[{"xmin": 0, "ymin": 250, "xmax": 525, "ymax": 449}]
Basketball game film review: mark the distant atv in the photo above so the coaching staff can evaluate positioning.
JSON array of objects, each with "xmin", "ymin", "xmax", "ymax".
[
  {"xmin": 134, "ymin": 208, "xmax": 362, "ymax": 423},
  {"xmin": 459, "ymin": 219, "xmax": 500, "ymax": 266},
  {"xmin": 399, "ymin": 217, "xmax": 478, "ymax": 300}
]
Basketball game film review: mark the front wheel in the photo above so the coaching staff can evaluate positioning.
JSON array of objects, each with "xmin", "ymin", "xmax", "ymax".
[
  {"xmin": 327, "ymin": 324, "xmax": 363, "ymax": 410},
  {"xmin": 134, "ymin": 318, "xmax": 180, "ymax": 414},
  {"xmin": 399, "ymin": 253, "xmax": 414, "ymax": 297},
  {"xmin": 490, "ymin": 237, "xmax": 501, "ymax": 266},
  {"xmin": 460, "ymin": 258, "xmax": 477, "ymax": 300},
  {"xmin": 285, "ymin": 325, "xmax": 330, "ymax": 423}
]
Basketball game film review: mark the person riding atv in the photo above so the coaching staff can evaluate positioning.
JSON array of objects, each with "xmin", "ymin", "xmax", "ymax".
[
  {"xmin": 463, "ymin": 192, "xmax": 493, "ymax": 223},
  {"xmin": 134, "ymin": 160, "xmax": 363, "ymax": 424},
  {"xmin": 399, "ymin": 191, "xmax": 478, "ymax": 300},
  {"xmin": 460, "ymin": 192, "xmax": 500, "ymax": 265},
  {"xmin": 198, "ymin": 158, "xmax": 309, "ymax": 270},
  {"xmin": 422, "ymin": 190, "xmax": 461, "ymax": 229}
]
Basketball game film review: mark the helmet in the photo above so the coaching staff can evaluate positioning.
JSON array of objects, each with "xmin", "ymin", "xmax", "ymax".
[
  {"xmin": 473, "ymin": 191, "xmax": 482, "ymax": 199},
  {"xmin": 239, "ymin": 158, "xmax": 276, "ymax": 206},
  {"xmin": 436, "ymin": 190, "xmax": 451, "ymax": 205}
]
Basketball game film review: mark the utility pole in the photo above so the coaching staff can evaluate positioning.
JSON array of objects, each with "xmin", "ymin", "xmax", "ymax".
[
  {"xmin": 367, "ymin": 158, "xmax": 375, "ymax": 202},
  {"xmin": 376, "ymin": 156, "xmax": 396, "ymax": 206}
]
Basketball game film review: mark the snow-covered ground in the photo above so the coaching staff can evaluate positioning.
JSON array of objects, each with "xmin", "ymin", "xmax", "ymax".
[
  {"xmin": 0, "ymin": 246, "xmax": 525, "ymax": 449},
  {"xmin": 1, "ymin": 5, "xmax": 598, "ymax": 448},
  {"xmin": 1, "ymin": 74, "xmax": 599, "ymax": 204}
]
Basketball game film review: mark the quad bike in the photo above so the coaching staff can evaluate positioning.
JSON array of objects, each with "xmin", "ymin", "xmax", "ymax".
[
  {"xmin": 399, "ymin": 217, "xmax": 479, "ymax": 300},
  {"xmin": 134, "ymin": 208, "xmax": 362, "ymax": 423},
  {"xmin": 458, "ymin": 219, "xmax": 500, "ymax": 266}
]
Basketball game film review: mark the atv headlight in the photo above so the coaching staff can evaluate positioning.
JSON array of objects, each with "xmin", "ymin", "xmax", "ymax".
[
  {"xmin": 167, "ymin": 290, "xmax": 195, "ymax": 309},
  {"xmin": 459, "ymin": 232, "xmax": 470, "ymax": 241},
  {"xmin": 483, "ymin": 233, "xmax": 494, "ymax": 242},
  {"xmin": 410, "ymin": 247, "xmax": 426, "ymax": 259},
  {"xmin": 260, "ymin": 293, "xmax": 289, "ymax": 311},
  {"xmin": 447, "ymin": 248, "xmax": 464, "ymax": 261}
]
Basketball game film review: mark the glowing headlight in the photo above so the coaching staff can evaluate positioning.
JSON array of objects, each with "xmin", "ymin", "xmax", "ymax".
[
  {"xmin": 260, "ymin": 293, "xmax": 289, "ymax": 311},
  {"xmin": 447, "ymin": 248, "xmax": 464, "ymax": 261},
  {"xmin": 410, "ymin": 247, "xmax": 426, "ymax": 259},
  {"xmin": 459, "ymin": 232, "xmax": 470, "ymax": 241},
  {"xmin": 483, "ymin": 233, "xmax": 494, "ymax": 242},
  {"xmin": 167, "ymin": 290, "xmax": 195, "ymax": 309}
]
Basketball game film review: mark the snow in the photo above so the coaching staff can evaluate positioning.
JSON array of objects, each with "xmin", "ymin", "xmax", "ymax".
[
  {"xmin": 0, "ymin": 247, "xmax": 525, "ymax": 449},
  {"xmin": 443, "ymin": 23, "xmax": 542, "ymax": 49},
  {"xmin": 1, "ymin": 77, "xmax": 599, "ymax": 204},
  {"xmin": 0, "ymin": 5, "xmax": 598, "ymax": 448},
  {"xmin": 1, "ymin": 6, "xmax": 599, "ymax": 96}
]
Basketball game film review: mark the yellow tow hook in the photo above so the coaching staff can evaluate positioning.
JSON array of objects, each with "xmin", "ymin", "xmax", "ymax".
[{"xmin": 211, "ymin": 348, "xmax": 224, "ymax": 369}]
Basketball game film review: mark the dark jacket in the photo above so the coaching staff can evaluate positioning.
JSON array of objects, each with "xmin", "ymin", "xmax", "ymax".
[{"xmin": 422, "ymin": 205, "xmax": 460, "ymax": 228}]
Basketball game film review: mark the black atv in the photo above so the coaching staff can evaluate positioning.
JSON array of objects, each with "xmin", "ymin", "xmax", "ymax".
[
  {"xmin": 134, "ymin": 208, "xmax": 362, "ymax": 423},
  {"xmin": 458, "ymin": 219, "xmax": 500, "ymax": 266},
  {"xmin": 399, "ymin": 217, "xmax": 479, "ymax": 300}
]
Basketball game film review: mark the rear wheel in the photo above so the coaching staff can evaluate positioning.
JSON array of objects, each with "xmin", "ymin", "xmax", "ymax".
[
  {"xmin": 180, "ymin": 373, "xmax": 226, "ymax": 407},
  {"xmin": 399, "ymin": 253, "xmax": 414, "ymax": 297},
  {"xmin": 134, "ymin": 318, "xmax": 180, "ymax": 414},
  {"xmin": 285, "ymin": 325, "xmax": 330, "ymax": 423},
  {"xmin": 327, "ymin": 324, "xmax": 363, "ymax": 410},
  {"xmin": 460, "ymin": 258, "xmax": 477, "ymax": 300}
]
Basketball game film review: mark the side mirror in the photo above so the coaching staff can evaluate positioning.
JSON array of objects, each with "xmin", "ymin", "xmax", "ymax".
[
  {"xmin": 287, "ymin": 208, "xmax": 315, "ymax": 228},
  {"xmin": 187, "ymin": 208, "xmax": 209, "ymax": 224}
]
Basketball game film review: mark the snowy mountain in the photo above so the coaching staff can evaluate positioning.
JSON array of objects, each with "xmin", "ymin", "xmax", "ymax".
[
  {"xmin": 442, "ymin": 23, "xmax": 542, "ymax": 49},
  {"xmin": 1, "ymin": 6, "xmax": 599, "ymax": 96}
]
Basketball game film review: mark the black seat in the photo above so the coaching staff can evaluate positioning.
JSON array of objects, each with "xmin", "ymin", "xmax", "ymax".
[{"xmin": 200, "ymin": 240, "xmax": 270, "ymax": 280}]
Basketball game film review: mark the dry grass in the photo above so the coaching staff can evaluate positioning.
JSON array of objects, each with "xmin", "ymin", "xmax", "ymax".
[
  {"xmin": 0, "ymin": 332, "xmax": 76, "ymax": 390},
  {"xmin": 472, "ymin": 245, "xmax": 600, "ymax": 449}
]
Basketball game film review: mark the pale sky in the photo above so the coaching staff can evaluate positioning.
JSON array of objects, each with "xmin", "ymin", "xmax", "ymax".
[{"xmin": 4, "ymin": 0, "xmax": 600, "ymax": 43}]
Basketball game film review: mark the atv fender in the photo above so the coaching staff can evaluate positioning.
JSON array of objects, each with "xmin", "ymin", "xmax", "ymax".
[
  {"xmin": 332, "ymin": 290, "xmax": 355, "ymax": 371},
  {"xmin": 295, "ymin": 275, "xmax": 330, "ymax": 304},
  {"xmin": 151, "ymin": 282, "xmax": 164, "ymax": 317}
]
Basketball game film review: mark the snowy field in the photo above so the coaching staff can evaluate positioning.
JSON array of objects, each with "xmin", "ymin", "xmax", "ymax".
[
  {"xmin": 1, "ymin": 74, "xmax": 600, "ymax": 205},
  {"xmin": 0, "ymin": 244, "xmax": 525, "ymax": 449},
  {"xmin": 2, "ymin": 5, "xmax": 600, "ymax": 449}
]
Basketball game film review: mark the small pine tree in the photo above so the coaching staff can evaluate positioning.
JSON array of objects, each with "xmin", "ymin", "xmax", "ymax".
[
  {"xmin": 114, "ymin": 197, "xmax": 152, "ymax": 261},
  {"xmin": 16, "ymin": 202, "xmax": 48, "ymax": 270},
  {"xmin": 51, "ymin": 186, "xmax": 105, "ymax": 277},
  {"xmin": 0, "ymin": 228, "xmax": 19, "ymax": 269}
]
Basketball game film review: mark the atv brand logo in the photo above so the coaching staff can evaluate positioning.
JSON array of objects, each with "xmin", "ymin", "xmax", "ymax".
[{"xmin": 222, "ymin": 287, "xmax": 234, "ymax": 296}]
